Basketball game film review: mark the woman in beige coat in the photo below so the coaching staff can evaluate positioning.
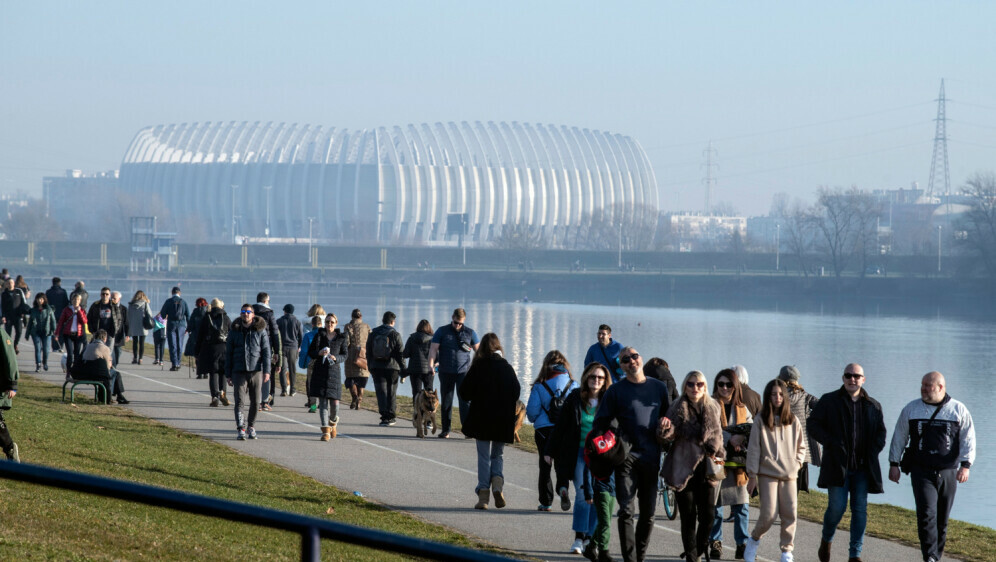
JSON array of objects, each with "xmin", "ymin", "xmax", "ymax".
[{"xmin": 743, "ymin": 379, "xmax": 807, "ymax": 562}]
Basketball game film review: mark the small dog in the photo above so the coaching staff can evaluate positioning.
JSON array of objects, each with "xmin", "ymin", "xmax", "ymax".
[
  {"xmin": 513, "ymin": 400, "xmax": 526, "ymax": 443},
  {"xmin": 413, "ymin": 389, "xmax": 439, "ymax": 439}
]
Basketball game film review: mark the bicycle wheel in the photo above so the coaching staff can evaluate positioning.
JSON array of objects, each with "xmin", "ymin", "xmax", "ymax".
[{"xmin": 657, "ymin": 475, "xmax": 677, "ymax": 520}]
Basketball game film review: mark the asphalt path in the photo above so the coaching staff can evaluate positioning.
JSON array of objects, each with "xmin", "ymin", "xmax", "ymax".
[{"xmin": 21, "ymin": 344, "xmax": 934, "ymax": 561}]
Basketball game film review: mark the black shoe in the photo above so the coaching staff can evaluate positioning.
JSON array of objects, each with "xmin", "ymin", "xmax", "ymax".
[
  {"xmin": 438, "ymin": 431, "xmax": 450, "ymax": 438},
  {"xmin": 735, "ymin": 544, "xmax": 745, "ymax": 559},
  {"xmin": 710, "ymin": 540, "xmax": 722, "ymax": 560},
  {"xmin": 582, "ymin": 541, "xmax": 599, "ymax": 562},
  {"xmin": 116, "ymin": 396, "xmax": 130, "ymax": 404}
]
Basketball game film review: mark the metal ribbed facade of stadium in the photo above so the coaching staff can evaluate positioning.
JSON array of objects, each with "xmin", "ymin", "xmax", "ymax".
[{"xmin": 120, "ymin": 121, "xmax": 658, "ymax": 243}]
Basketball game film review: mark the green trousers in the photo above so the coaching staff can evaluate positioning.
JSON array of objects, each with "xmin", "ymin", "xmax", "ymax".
[{"xmin": 594, "ymin": 490, "xmax": 616, "ymax": 550}]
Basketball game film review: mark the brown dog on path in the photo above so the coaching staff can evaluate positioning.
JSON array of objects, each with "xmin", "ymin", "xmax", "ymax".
[
  {"xmin": 413, "ymin": 389, "xmax": 439, "ymax": 438},
  {"xmin": 513, "ymin": 400, "xmax": 526, "ymax": 443}
]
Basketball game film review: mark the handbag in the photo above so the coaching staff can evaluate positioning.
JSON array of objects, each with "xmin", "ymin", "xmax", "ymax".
[
  {"xmin": 900, "ymin": 403, "xmax": 943, "ymax": 474},
  {"xmin": 142, "ymin": 305, "xmax": 156, "ymax": 330},
  {"xmin": 704, "ymin": 456, "xmax": 726, "ymax": 482}
]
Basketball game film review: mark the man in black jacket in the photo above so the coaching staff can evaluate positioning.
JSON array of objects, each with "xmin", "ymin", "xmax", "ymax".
[
  {"xmin": 276, "ymin": 303, "xmax": 303, "ymax": 397},
  {"xmin": 46, "ymin": 277, "xmax": 69, "ymax": 352},
  {"xmin": 252, "ymin": 292, "xmax": 281, "ymax": 410},
  {"xmin": 808, "ymin": 363, "xmax": 887, "ymax": 562},
  {"xmin": 225, "ymin": 305, "xmax": 271, "ymax": 440},
  {"xmin": 366, "ymin": 311, "xmax": 404, "ymax": 426},
  {"xmin": 0, "ymin": 278, "xmax": 27, "ymax": 353}
]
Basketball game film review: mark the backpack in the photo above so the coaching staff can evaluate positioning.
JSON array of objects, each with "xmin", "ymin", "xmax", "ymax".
[
  {"xmin": 540, "ymin": 381, "xmax": 569, "ymax": 424},
  {"xmin": 173, "ymin": 298, "xmax": 184, "ymax": 320},
  {"xmin": 208, "ymin": 314, "xmax": 228, "ymax": 343},
  {"xmin": 371, "ymin": 332, "xmax": 392, "ymax": 361}
]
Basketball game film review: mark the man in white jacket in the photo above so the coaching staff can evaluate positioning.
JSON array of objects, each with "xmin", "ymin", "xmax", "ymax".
[{"xmin": 888, "ymin": 371, "xmax": 975, "ymax": 562}]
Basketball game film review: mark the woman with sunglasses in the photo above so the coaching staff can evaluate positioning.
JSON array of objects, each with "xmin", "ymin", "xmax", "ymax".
[
  {"xmin": 708, "ymin": 368, "xmax": 754, "ymax": 559},
  {"xmin": 526, "ymin": 350, "xmax": 579, "ymax": 512},
  {"xmin": 307, "ymin": 313, "xmax": 350, "ymax": 441},
  {"xmin": 544, "ymin": 362, "xmax": 612, "ymax": 555},
  {"xmin": 660, "ymin": 371, "xmax": 725, "ymax": 562},
  {"xmin": 458, "ymin": 333, "xmax": 521, "ymax": 510}
]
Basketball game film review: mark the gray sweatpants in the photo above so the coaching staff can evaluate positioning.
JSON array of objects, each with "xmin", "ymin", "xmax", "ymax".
[{"xmin": 232, "ymin": 370, "xmax": 262, "ymax": 430}]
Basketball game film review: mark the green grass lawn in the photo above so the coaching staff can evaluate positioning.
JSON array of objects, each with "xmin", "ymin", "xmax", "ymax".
[{"xmin": 0, "ymin": 375, "xmax": 515, "ymax": 561}]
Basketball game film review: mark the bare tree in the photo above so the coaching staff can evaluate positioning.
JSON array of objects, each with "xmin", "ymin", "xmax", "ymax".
[
  {"xmin": 957, "ymin": 171, "xmax": 996, "ymax": 279},
  {"xmin": 2, "ymin": 199, "xmax": 62, "ymax": 241},
  {"xmin": 784, "ymin": 201, "xmax": 817, "ymax": 276},
  {"xmin": 811, "ymin": 187, "xmax": 866, "ymax": 280},
  {"xmin": 566, "ymin": 203, "xmax": 659, "ymax": 251}
]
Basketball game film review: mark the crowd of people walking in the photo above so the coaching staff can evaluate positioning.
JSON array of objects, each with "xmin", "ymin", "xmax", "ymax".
[{"xmin": 0, "ymin": 272, "xmax": 980, "ymax": 562}]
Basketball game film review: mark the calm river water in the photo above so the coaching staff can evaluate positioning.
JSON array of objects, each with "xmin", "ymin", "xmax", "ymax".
[{"xmin": 116, "ymin": 282, "xmax": 995, "ymax": 529}]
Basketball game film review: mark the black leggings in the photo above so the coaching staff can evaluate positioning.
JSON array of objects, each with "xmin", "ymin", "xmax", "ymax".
[
  {"xmin": 4, "ymin": 317, "xmax": 23, "ymax": 349},
  {"xmin": 675, "ymin": 463, "xmax": 720, "ymax": 558},
  {"xmin": 534, "ymin": 426, "xmax": 555, "ymax": 506},
  {"xmin": 132, "ymin": 336, "xmax": 146, "ymax": 359}
]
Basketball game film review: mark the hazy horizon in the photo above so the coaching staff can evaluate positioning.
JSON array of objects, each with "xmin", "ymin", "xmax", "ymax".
[{"xmin": 2, "ymin": 2, "xmax": 995, "ymax": 216}]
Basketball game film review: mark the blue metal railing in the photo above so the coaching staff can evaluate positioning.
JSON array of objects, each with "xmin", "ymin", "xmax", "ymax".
[{"xmin": 0, "ymin": 462, "xmax": 515, "ymax": 562}]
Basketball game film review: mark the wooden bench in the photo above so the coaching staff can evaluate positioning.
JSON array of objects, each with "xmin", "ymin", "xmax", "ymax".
[{"xmin": 62, "ymin": 379, "xmax": 109, "ymax": 404}]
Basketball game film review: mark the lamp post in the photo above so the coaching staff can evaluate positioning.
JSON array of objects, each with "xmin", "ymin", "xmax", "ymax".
[
  {"xmin": 307, "ymin": 217, "xmax": 315, "ymax": 264},
  {"xmin": 775, "ymin": 223, "xmax": 780, "ymax": 272},
  {"xmin": 230, "ymin": 185, "xmax": 238, "ymax": 243},
  {"xmin": 937, "ymin": 225, "xmax": 942, "ymax": 273},
  {"xmin": 263, "ymin": 185, "xmax": 272, "ymax": 238}
]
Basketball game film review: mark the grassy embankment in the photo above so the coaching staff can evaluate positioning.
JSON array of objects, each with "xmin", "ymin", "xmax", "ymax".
[
  {"xmin": 355, "ymin": 384, "xmax": 994, "ymax": 562},
  {"xmin": 0, "ymin": 375, "xmax": 517, "ymax": 561}
]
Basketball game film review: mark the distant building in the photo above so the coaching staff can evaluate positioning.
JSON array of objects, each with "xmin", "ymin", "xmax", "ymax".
[
  {"xmin": 43, "ymin": 169, "xmax": 119, "ymax": 227},
  {"xmin": 664, "ymin": 212, "xmax": 746, "ymax": 252},
  {"xmin": 118, "ymin": 121, "xmax": 659, "ymax": 245}
]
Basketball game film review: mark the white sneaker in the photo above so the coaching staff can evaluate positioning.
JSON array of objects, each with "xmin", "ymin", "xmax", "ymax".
[
  {"xmin": 743, "ymin": 537, "xmax": 760, "ymax": 562},
  {"xmin": 779, "ymin": 551, "xmax": 793, "ymax": 562},
  {"xmin": 570, "ymin": 538, "xmax": 584, "ymax": 554}
]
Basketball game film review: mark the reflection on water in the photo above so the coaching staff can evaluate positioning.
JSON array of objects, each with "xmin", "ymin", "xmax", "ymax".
[{"xmin": 76, "ymin": 280, "xmax": 995, "ymax": 529}]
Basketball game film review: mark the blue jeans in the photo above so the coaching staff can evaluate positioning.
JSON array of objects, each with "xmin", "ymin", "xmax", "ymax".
[
  {"xmin": 166, "ymin": 323, "xmax": 185, "ymax": 367},
  {"xmin": 572, "ymin": 447, "xmax": 597, "ymax": 535},
  {"xmin": 822, "ymin": 468, "xmax": 870, "ymax": 558},
  {"xmin": 475, "ymin": 440, "xmax": 504, "ymax": 492},
  {"xmin": 32, "ymin": 335, "xmax": 50, "ymax": 367},
  {"xmin": 711, "ymin": 503, "xmax": 749, "ymax": 546}
]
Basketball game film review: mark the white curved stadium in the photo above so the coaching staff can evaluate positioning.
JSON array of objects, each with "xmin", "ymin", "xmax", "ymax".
[{"xmin": 120, "ymin": 121, "xmax": 659, "ymax": 243}]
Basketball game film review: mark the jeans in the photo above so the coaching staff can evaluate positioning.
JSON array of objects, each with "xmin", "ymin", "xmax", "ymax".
[
  {"xmin": 32, "ymin": 335, "xmax": 50, "ymax": 367},
  {"xmin": 132, "ymin": 335, "xmax": 146, "ymax": 360},
  {"xmin": 711, "ymin": 503, "xmax": 749, "ymax": 546},
  {"xmin": 112, "ymin": 345, "xmax": 122, "ymax": 368},
  {"xmin": 62, "ymin": 334, "xmax": 85, "ymax": 372},
  {"xmin": 371, "ymin": 368, "xmax": 400, "ymax": 422},
  {"xmin": 911, "ymin": 467, "xmax": 958, "ymax": 562},
  {"xmin": 676, "ymin": 463, "xmax": 720, "ymax": 559},
  {"xmin": 572, "ymin": 447, "xmax": 597, "ymax": 535},
  {"xmin": 232, "ymin": 371, "xmax": 262, "ymax": 430},
  {"xmin": 534, "ymin": 426, "xmax": 555, "ymax": 506},
  {"xmin": 166, "ymin": 323, "xmax": 185, "ymax": 367},
  {"xmin": 438, "ymin": 371, "xmax": 467, "ymax": 433},
  {"xmin": 615, "ymin": 455, "xmax": 660, "ymax": 562},
  {"xmin": 318, "ymin": 397, "xmax": 339, "ymax": 427},
  {"xmin": 475, "ymin": 440, "xmax": 504, "ymax": 492},
  {"xmin": 821, "ymin": 468, "xmax": 870, "ymax": 558}
]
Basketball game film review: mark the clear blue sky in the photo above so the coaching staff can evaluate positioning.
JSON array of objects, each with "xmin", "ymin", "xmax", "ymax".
[{"xmin": 2, "ymin": 1, "xmax": 994, "ymax": 215}]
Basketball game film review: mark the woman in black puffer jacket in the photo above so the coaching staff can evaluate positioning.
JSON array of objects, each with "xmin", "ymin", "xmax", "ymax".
[
  {"xmin": 403, "ymin": 319, "xmax": 434, "ymax": 397},
  {"xmin": 308, "ymin": 313, "xmax": 350, "ymax": 442},
  {"xmin": 195, "ymin": 299, "xmax": 231, "ymax": 407},
  {"xmin": 458, "ymin": 333, "xmax": 521, "ymax": 510}
]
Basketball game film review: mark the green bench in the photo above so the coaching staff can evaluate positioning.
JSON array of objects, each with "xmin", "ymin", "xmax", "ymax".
[{"xmin": 62, "ymin": 379, "xmax": 110, "ymax": 404}]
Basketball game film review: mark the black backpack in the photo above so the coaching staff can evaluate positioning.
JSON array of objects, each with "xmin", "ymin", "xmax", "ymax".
[
  {"xmin": 540, "ymin": 381, "xmax": 569, "ymax": 424},
  {"xmin": 372, "ymin": 332, "xmax": 392, "ymax": 361},
  {"xmin": 208, "ymin": 314, "xmax": 228, "ymax": 343}
]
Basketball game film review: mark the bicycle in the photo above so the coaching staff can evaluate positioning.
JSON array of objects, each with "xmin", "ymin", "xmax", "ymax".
[{"xmin": 658, "ymin": 451, "xmax": 677, "ymax": 520}]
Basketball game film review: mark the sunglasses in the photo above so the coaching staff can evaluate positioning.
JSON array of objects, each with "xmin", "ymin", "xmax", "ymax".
[
  {"xmin": 716, "ymin": 381, "xmax": 733, "ymax": 389},
  {"xmin": 590, "ymin": 375, "xmax": 606, "ymax": 381},
  {"xmin": 452, "ymin": 320, "xmax": 464, "ymax": 327},
  {"xmin": 619, "ymin": 353, "xmax": 640, "ymax": 364},
  {"xmin": 240, "ymin": 310, "xmax": 254, "ymax": 315},
  {"xmin": 686, "ymin": 381, "xmax": 706, "ymax": 389},
  {"xmin": 843, "ymin": 372, "xmax": 863, "ymax": 380},
  {"xmin": 101, "ymin": 293, "xmax": 110, "ymax": 296}
]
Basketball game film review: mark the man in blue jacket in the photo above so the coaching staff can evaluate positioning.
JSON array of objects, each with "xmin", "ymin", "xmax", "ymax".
[
  {"xmin": 428, "ymin": 308, "xmax": 480, "ymax": 439},
  {"xmin": 225, "ymin": 304, "xmax": 271, "ymax": 440},
  {"xmin": 584, "ymin": 324, "xmax": 624, "ymax": 383},
  {"xmin": 159, "ymin": 287, "xmax": 190, "ymax": 371}
]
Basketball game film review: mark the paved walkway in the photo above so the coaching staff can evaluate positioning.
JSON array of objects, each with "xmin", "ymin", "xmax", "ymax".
[{"xmin": 24, "ymin": 345, "xmax": 932, "ymax": 561}]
